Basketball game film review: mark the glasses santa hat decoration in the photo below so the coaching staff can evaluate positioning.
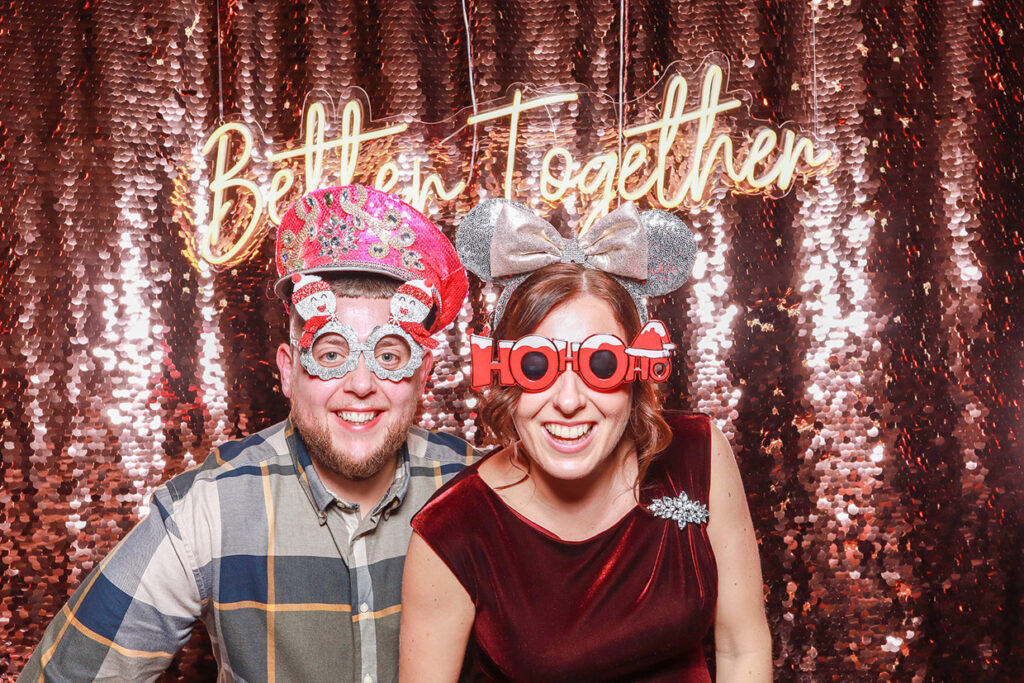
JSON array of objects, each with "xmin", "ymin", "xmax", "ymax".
[
  {"xmin": 290, "ymin": 273, "xmax": 335, "ymax": 349},
  {"xmin": 389, "ymin": 279, "xmax": 442, "ymax": 349}
]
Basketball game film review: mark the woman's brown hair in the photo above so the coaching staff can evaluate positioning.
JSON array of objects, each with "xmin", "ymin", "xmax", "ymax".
[{"xmin": 479, "ymin": 263, "xmax": 673, "ymax": 486}]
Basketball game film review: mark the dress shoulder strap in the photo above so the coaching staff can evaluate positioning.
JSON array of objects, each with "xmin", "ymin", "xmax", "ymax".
[{"xmin": 642, "ymin": 411, "xmax": 712, "ymax": 506}]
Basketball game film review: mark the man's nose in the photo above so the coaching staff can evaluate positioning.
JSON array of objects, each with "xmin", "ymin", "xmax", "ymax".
[{"xmin": 341, "ymin": 354, "xmax": 376, "ymax": 397}]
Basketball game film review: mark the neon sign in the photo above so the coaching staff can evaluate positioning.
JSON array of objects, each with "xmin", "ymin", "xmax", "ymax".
[{"xmin": 193, "ymin": 61, "xmax": 834, "ymax": 269}]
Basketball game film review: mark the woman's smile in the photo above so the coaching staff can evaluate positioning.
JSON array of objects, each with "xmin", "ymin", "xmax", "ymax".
[
  {"xmin": 513, "ymin": 294, "xmax": 633, "ymax": 482},
  {"xmin": 541, "ymin": 421, "xmax": 596, "ymax": 451}
]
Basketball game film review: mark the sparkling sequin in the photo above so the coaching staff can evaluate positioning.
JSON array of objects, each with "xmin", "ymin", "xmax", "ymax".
[{"xmin": 3, "ymin": 1, "xmax": 1021, "ymax": 680}]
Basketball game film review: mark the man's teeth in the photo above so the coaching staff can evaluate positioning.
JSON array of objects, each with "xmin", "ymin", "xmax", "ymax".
[
  {"xmin": 544, "ymin": 423, "xmax": 592, "ymax": 442},
  {"xmin": 338, "ymin": 411, "xmax": 378, "ymax": 424}
]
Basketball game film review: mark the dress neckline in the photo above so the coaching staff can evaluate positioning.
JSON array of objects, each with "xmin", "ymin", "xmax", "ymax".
[{"xmin": 469, "ymin": 455, "xmax": 646, "ymax": 545}]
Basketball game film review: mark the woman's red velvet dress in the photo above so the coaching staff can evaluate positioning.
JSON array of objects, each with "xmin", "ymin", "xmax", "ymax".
[{"xmin": 412, "ymin": 413, "xmax": 718, "ymax": 682}]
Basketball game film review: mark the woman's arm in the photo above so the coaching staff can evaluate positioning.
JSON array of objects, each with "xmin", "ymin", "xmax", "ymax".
[
  {"xmin": 399, "ymin": 531, "xmax": 476, "ymax": 682},
  {"xmin": 707, "ymin": 422, "xmax": 773, "ymax": 682}
]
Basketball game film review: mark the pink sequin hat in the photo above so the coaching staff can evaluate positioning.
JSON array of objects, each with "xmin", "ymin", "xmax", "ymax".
[{"xmin": 274, "ymin": 185, "xmax": 468, "ymax": 335}]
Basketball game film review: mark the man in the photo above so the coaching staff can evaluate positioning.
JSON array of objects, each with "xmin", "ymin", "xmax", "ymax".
[{"xmin": 21, "ymin": 185, "xmax": 475, "ymax": 682}]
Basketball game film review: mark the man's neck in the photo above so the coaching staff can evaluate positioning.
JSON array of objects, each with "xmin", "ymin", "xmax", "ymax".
[{"xmin": 314, "ymin": 456, "xmax": 400, "ymax": 518}]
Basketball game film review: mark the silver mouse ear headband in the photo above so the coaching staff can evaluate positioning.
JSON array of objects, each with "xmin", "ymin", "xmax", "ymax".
[{"xmin": 455, "ymin": 199, "xmax": 698, "ymax": 327}]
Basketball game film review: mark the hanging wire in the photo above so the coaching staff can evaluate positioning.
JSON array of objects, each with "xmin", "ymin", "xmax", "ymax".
[
  {"xmin": 215, "ymin": 0, "xmax": 225, "ymax": 121},
  {"xmin": 617, "ymin": 0, "xmax": 628, "ymax": 206},
  {"xmin": 810, "ymin": 0, "xmax": 820, "ymax": 138},
  {"xmin": 460, "ymin": 0, "xmax": 480, "ymax": 182}
]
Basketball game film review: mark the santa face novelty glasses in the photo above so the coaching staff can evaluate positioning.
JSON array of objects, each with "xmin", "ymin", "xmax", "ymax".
[
  {"xmin": 469, "ymin": 320, "xmax": 676, "ymax": 392},
  {"xmin": 287, "ymin": 274, "xmax": 438, "ymax": 382},
  {"xmin": 296, "ymin": 321, "xmax": 425, "ymax": 382}
]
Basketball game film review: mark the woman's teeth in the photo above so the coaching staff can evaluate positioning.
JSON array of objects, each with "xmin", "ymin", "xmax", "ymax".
[
  {"xmin": 544, "ymin": 423, "xmax": 592, "ymax": 443},
  {"xmin": 338, "ymin": 411, "xmax": 378, "ymax": 424}
]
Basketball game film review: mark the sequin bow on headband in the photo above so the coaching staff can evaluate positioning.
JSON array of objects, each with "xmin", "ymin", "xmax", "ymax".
[{"xmin": 456, "ymin": 199, "xmax": 698, "ymax": 326}]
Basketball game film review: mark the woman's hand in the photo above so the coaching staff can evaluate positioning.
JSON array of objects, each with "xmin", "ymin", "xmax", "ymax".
[
  {"xmin": 399, "ymin": 532, "xmax": 476, "ymax": 682},
  {"xmin": 707, "ymin": 423, "xmax": 773, "ymax": 681}
]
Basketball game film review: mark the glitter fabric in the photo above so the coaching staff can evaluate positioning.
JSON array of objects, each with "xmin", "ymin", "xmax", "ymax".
[
  {"xmin": 274, "ymin": 185, "xmax": 468, "ymax": 336},
  {"xmin": 457, "ymin": 198, "xmax": 696, "ymax": 326},
  {"xmin": 488, "ymin": 201, "xmax": 649, "ymax": 280},
  {"xmin": 1, "ymin": 1, "xmax": 1022, "ymax": 681},
  {"xmin": 298, "ymin": 321, "xmax": 425, "ymax": 382}
]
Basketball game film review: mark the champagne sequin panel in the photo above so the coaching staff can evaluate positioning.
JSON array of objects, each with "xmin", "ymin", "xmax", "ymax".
[{"xmin": 1, "ymin": 1, "xmax": 1021, "ymax": 680}]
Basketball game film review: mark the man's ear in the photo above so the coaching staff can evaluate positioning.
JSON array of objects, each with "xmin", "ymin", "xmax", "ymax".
[
  {"xmin": 276, "ymin": 342, "xmax": 294, "ymax": 399},
  {"xmin": 416, "ymin": 349, "xmax": 435, "ymax": 396}
]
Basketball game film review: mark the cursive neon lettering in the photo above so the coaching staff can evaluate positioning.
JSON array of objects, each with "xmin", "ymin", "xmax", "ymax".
[{"xmin": 194, "ymin": 65, "xmax": 833, "ymax": 269}]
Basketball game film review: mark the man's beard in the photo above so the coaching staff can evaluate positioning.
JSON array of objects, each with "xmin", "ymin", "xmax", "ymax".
[{"xmin": 291, "ymin": 408, "xmax": 412, "ymax": 481}]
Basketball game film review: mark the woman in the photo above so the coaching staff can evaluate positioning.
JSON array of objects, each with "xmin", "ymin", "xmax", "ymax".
[{"xmin": 400, "ymin": 200, "xmax": 771, "ymax": 681}]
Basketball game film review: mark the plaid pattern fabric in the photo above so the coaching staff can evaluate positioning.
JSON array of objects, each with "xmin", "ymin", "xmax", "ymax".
[{"xmin": 20, "ymin": 419, "xmax": 476, "ymax": 683}]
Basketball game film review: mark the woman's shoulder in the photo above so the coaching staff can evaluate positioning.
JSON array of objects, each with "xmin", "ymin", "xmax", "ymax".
[
  {"xmin": 644, "ymin": 411, "xmax": 714, "ymax": 503},
  {"xmin": 661, "ymin": 410, "xmax": 712, "ymax": 441}
]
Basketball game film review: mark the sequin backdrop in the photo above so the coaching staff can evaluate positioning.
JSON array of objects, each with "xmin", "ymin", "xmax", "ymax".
[{"xmin": 1, "ymin": 0, "xmax": 1021, "ymax": 680}]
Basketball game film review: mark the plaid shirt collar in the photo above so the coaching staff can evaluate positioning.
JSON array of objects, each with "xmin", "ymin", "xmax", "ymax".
[{"xmin": 285, "ymin": 418, "xmax": 411, "ymax": 516}]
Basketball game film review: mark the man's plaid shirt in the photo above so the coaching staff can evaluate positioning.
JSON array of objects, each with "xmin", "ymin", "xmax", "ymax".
[{"xmin": 21, "ymin": 419, "xmax": 475, "ymax": 683}]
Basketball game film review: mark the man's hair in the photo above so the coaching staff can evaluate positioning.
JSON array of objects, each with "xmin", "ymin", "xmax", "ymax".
[{"xmin": 288, "ymin": 273, "xmax": 401, "ymax": 339}]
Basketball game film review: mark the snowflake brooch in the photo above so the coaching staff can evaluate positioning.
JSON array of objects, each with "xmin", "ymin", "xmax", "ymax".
[{"xmin": 647, "ymin": 492, "xmax": 709, "ymax": 530}]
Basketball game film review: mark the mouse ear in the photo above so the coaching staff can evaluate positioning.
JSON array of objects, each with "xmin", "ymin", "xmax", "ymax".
[
  {"xmin": 635, "ymin": 209, "xmax": 698, "ymax": 297},
  {"xmin": 456, "ymin": 198, "xmax": 517, "ymax": 283}
]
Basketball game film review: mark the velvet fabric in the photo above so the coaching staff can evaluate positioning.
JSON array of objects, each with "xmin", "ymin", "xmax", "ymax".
[{"xmin": 412, "ymin": 412, "xmax": 717, "ymax": 681}]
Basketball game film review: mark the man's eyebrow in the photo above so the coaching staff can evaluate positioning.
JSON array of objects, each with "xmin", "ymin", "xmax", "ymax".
[{"xmin": 375, "ymin": 336, "xmax": 408, "ymax": 346}]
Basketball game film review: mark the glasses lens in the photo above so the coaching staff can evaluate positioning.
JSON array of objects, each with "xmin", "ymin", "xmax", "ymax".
[
  {"xmin": 373, "ymin": 334, "xmax": 412, "ymax": 371},
  {"xmin": 588, "ymin": 349, "xmax": 618, "ymax": 379},
  {"xmin": 577, "ymin": 334, "xmax": 629, "ymax": 390},
  {"xmin": 312, "ymin": 333, "xmax": 350, "ymax": 368},
  {"xmin": 650, "ymin": 360, "xmax": 672, "ymax": 381},
  {"xmin": 510, "ymin": 335, "xmax": 560, "ymax": 391},
  {"xmin": 520, "ymin": 351, "xmax": 549, "ymax": 381}
]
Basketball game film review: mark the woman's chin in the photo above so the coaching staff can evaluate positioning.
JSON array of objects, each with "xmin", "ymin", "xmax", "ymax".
[{"xmin": 529, "ymin": 448, "xmax": 605, "ymax": 483}]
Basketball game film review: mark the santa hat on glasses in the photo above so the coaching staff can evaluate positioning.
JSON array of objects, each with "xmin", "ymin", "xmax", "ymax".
[{"xmin": 291, "ymin": 273, "xmax": 331, "ymax": 303}]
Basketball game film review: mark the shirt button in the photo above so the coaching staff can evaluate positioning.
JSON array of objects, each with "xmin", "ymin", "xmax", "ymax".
[
  {"xmin": 359, "ymin": 602, "xmax": 369, "ymax": 614},
  {"xmin": 363, "ymin": 675, "xmax": 373, "ymax": 683}
]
